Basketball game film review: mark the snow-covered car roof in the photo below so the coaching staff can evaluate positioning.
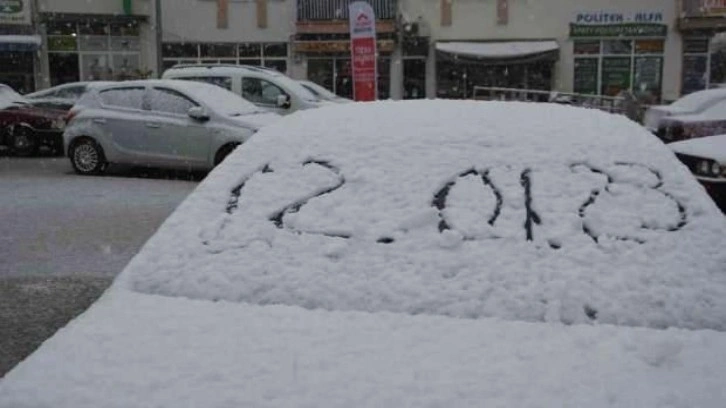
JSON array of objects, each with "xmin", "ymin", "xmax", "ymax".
[
  {"xmin": 0, "ymin": 83, "xmax": 26, "ymax": 109},
  {"xmin": 88, "ymin": 79, "xmax": 270, "ymax": 117},
  {"xmin": 670, "ymin": 134, "xmax": 726, "ymax": 164},
  {"xmin": 2, "ymin": 101, "xmax": 726, "ymax": 407},
  {"xmin": 120, "ymin": 100, "xmax": 725, "ymax": 330}
]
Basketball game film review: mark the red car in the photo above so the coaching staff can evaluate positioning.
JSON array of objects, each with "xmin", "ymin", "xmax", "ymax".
[
  {"xmin": 0, "ymin": 86, "xmax": 68, "ymax": 156},
  {"xmin": 656, "ymin": 98, "xmax": 726, "ymax": 143}
]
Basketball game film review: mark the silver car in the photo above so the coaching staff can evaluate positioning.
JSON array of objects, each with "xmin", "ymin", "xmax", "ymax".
[{"xmin": 63, "ymin": 79, "xmax": 279, "ymax": 175}]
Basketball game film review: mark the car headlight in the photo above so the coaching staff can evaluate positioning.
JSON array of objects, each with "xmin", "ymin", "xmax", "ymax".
[
  {"xmin": 696, "ymin": 159, "xmax": 724, "ymax": 178},
  {"xmin": 51, "ymin": 118, "xmax": 66, "ymax": 130},
  {"xmin": 711, "ymin": 161, "xmax": 723, "ymax": 177},
  {"xmin": 698, "ymin": 160, "xmax": 711, "ymax": 176}
]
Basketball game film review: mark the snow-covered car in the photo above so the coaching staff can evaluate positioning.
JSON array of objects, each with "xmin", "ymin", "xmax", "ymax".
[
  {"xmin": 644, "ymin": 87, "xmax": 726, "ymax": 133},
  {"xmin": 656, "ymin": 98, "xmax": 726, "ymax": 143},
  {"xmin": 298, "ymin": 79, "xmax": 352, "ymax": 103},
  {"xmin": 24, "ymin": 81, "xmax": 112, "ymax": 111},
  {"xmin": 0, "ymin": 85, "xmax": 67, "ymax": 156},
  {"xmin": 670, "ymin": 135, "xmax": 726, "ymax": 211},
  {"xmin": 2, "ymin": 101, "xmax": 726, "ymax": 407},
  {"xmin": 162, "ymin": 64, "xmax": 327, "ymax": 115},
  {"xmin": 63, "ymin": 79, "xmax": 279, "ymax": 175}
]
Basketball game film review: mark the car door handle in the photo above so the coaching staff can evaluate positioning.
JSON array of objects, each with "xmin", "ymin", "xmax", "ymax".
[
  {"xmin": 145, "ymin": 123, "xmax": 161, "ymax": 129},
  {"xmin": 92, "ymin": 118, "xmax": 106, "ymax": 124}
]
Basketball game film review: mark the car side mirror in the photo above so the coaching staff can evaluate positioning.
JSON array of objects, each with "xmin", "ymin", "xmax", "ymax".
[
  {"xmin": 276, "ymin": 94, "xmax": 291, "ymax": 109},
  {"xmin": 188, "ymin": 106, "xmax": 210, "ymax": 121}
]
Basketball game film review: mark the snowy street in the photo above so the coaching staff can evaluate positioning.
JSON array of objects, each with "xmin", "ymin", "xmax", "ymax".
[{"xmin": 0, "ymin": 156, "xmax": 197, "ymax": 376}]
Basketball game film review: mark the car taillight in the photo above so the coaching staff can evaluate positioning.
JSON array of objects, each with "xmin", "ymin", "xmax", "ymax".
[{"xmin": 65, "ymin": 110, "xmax": 79, "ymax": 123}]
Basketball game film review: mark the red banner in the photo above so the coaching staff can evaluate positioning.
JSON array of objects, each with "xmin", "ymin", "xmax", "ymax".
[{"xmin": 349, "ymin": 1, "xmax": 377, "ymax": 101}]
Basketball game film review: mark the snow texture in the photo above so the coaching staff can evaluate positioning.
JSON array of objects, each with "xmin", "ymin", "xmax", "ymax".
[
  {"xmin": 115, "ymin": 100, "xmax": 726, "ymax": 331},
  {"xmin": 2, "ymin": 289, "xmax": 726, "ymax": 408},
  {"xmin": 3, "ymin": 101, "xmax": 726, "ymax": 407}
]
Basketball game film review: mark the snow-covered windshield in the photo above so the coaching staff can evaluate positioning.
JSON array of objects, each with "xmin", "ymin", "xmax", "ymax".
[
  {"xmin": 122, "ymin": 101, "xmax": 726, "ymax": 332},
  {"xmin": 299, "ymin": 80, "xmax": 340, "ymax": 100},
  {"xmin": 267, "ymin": 72, "xmax": 320, "ymax": 102},
  {"xmin": 178, "ymin": 81, "xmax": 267, "ymax": 116}
]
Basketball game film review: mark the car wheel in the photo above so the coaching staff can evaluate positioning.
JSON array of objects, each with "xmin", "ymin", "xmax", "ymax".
[
  {"xmin": 10, "ymin": 127, "xmax": 38, "ymax": 157},
  {"xmin": 70, "ymin": 138, "xmax": 107, "ymax": 175},
  {"xmin": 214, "ymin": 143, "xmax": 240, "ymax": 166}
]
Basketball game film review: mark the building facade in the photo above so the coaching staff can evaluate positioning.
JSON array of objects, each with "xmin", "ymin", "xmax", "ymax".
[
  {"xmin": 0, "ymin": 0, "xmax": 157, "ymax": 93},
  {"xmin": 6, "ymin": 0, "xmax": 726, "ymax": 104}
]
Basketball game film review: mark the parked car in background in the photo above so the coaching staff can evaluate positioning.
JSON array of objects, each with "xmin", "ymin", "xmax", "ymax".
[
  {"xmin": 4, "ymin": 101, "xmax": 726, "ymax": 407},
  {"xmin": 0, "ymin": 85, "xmax": 67, "ymax": 156},
  {"xmin": 63, "ymin": 79, "xmax": 280, "ymax": 175},
  {"xmin": 25, "ymin": 82, "xmax": 92, "ymax": 105},
  {"xmin": 670, "ymin": 135, "xmax": 726, "ymax": 212},
  {"xmin": 656, "ymin": 98, "xmax": 726, "ymax": 143},
  {"xmin": 645, "ymin": 88, "xmax": 726, "ymax": 133},
  {"xmin": 162, "ymin": 64, "xmax": 327, "ymax": 114},
  {"xmin": 298, "ymin": 79, "xmax": 352, "ymax": 103}
]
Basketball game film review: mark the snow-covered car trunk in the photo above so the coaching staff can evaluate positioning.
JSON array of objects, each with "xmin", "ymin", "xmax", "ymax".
[{"xmin": 2, "ymin": 101, "xmax": 726, "ymax": 407}]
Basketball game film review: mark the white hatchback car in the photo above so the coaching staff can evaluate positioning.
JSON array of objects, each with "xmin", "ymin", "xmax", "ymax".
[
  {"xmin": 162, "ymin": 64, "xmax": 327, "ymax": 115},
  {"xmin": 63, "ymin": 79, "xmax": 279, "ymax": 174},
  {"xmin": 4, "ymin": 101, "xmax": 726, "ymax": 407}
]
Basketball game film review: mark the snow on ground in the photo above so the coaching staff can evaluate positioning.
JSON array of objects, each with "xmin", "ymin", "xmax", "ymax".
[
  {"xmin": 2, "ymin": 289, "xmax": 726, "ymax": 408},
  {"xmin": 119, "ymin": 100, "xmax": 726, "ymax": 330},
  {"xmin": 2, "ymin": 101, "xmax": 726, "ymax": 407}
]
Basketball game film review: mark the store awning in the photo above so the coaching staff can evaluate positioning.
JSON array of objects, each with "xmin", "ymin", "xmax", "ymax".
[
  {"xmin": 436, "ymin": 40, "xmax": 560, "ymax": 64},
  {"xmin": 0, "ymin": 35, "xmax": 42, "ymax": 51}
]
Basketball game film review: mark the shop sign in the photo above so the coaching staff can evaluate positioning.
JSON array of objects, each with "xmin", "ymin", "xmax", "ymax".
[
  {"xmin": 570, "ymin": 23, "xmax": 667, "ymax": 38},
  {"xmin": 700, "ymin": 0, "xmax": 726, "ymax": 15},
  {"xmin": 0, "ymin": 0, "xmax": 30, "ymax": 25},
  {"xmin": 349, "ymin": 1, "xmax": 377, "ymax": 101},
  {"xmin": 574, "ymin": 11, "xmax": 664, "ymax": 24}
]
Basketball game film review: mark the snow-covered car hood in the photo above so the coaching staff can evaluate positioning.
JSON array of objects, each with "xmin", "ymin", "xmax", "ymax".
[
  {"xmin": 2, "ymin": 289, "xmax": 726, "ymax": 408},
  {"xmin": 670, "ymin": 134, "xmax": 726, "ymax": 164},
  {"xmin": 2, "ymin": 101, "xmax": 726, "ymax": 407}
]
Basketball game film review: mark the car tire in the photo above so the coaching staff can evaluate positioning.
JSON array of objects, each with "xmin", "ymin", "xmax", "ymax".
[
  {"xmin": 69, "ymin": 138, "xmax": 107, "ymax": 175},
  {"xmin": 10, "ymin": 126, "xmax": 38, "ymax": 157},
  {"xmin": 214, "ymin": 143, "xmax": 239, "ymax": 167}
]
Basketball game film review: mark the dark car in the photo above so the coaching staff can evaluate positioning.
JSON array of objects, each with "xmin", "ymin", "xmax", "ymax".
[
  {"xmin": 670, "ymin": 135, "xmax": 726, "ymax": 212},
  {"xmin": 0, "ymin": 99, "xmax": 68, "ymax": 156},
  {"xmin": 656, "ymin": 98, "xmax": 726, "ymax": 143}
]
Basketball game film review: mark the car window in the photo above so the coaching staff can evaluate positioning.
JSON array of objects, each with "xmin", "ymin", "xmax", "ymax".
[
  {"xmin": 179, "ymin": 76, "xmax": 233, "ymax": 91},
  {"xmin": 149, "ymin": 87, "xmax": 199, "ymax": 115},
  {"xmin": 28, "ymin": 101, "xmax": 73, "ymax": 111},
  {"xmin": 57, "ymin": 86, "xmax": 87, "ymax": 100},
  {"xmin": 99, "ymin": 87, "xmax": 145, "ymax": 110},
  {"xmin": 242, "ymin": 77, "xmax": 287, "ymax": 105}
]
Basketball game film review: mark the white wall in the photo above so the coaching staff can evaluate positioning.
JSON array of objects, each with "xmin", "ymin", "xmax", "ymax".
[
  {"xmin": 161, "ymin": 0, "xmax": 293, "ymax": 43},
  {"xmin": 400, "ymin": 0, "xmax": 681, "ymax": 100},
  {"xmin": 38, "ymin": 0, "xmax": 152, "ymax": 16}
]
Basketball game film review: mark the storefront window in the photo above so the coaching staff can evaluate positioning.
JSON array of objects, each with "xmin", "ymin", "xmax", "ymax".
[
  {"xmin": 679, "ymin": 36, "xmax": 726, "ymax": 95},
  {"xmin": 436, "ymin": 60, "xmax": 553, "ymax": 99},
  {"xmin": 163, "ymin": 42, "xmax": 289, "ymax": 74},
  {"xmin": 573, "ymin": 39, "xmax": 664, "ymax": 101},
  {"xmin": 378, "ymin": 58, "xmax": 390, "ymax": 100},
  {"xmin": 335, "ymin": 59, "xmax": 353, "ymax": 99},
  {"xmin": 0, "ymin": 52, "xmax": 34, "ymax": 93},
  {"xmin": 403, "ymin": 58, "xmax": 426, "ymax": 99},
  {"xmin": 47, "ymin": 20, "xmax": 145, "ymax": 84},
  {"xmin": 573, "ymin": 58, "xmax": 598, "ymax": 94},
  {"xmin": 307, "ymin": 59, "xmax": 335, "ymax": 92},
  {"xmin": 49, "ymin": 53, "xmax": 80, "ymax": 86}
]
